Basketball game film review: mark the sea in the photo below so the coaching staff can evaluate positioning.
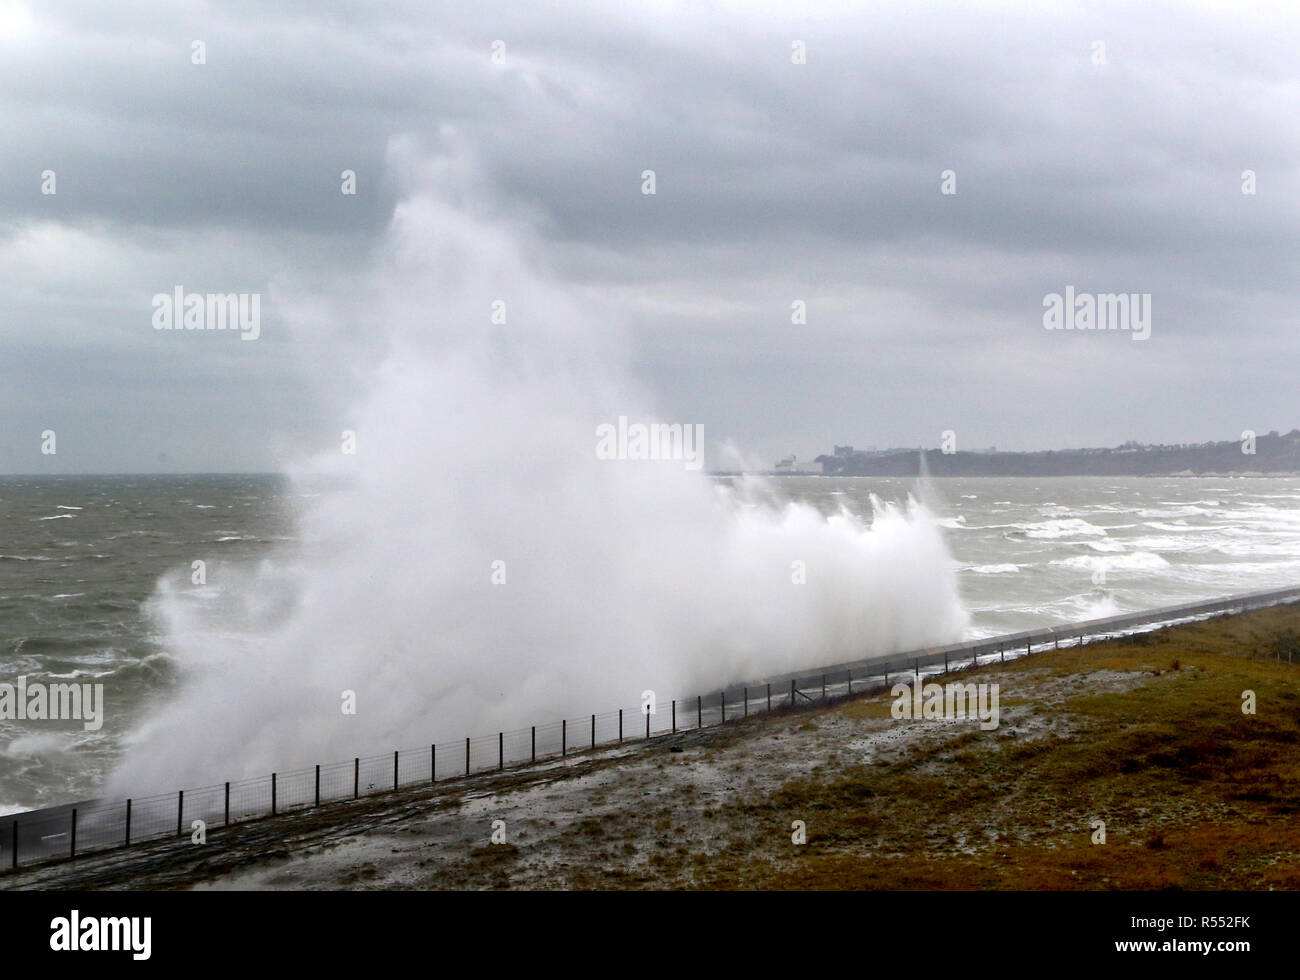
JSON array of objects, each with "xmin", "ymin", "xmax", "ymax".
[{"xmin": 2, "ymin": 473, "xmax": 1298, "ymax": 813}]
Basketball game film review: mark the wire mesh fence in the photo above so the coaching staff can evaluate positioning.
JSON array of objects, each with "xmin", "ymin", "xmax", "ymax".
[{"xmin": 3, "ymin": 583, "xmax": 1298, "ymax": 876}]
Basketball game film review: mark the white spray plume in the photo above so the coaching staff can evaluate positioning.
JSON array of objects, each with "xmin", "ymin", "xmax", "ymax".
[{"xmin": 109, "ymin": 147, "xmax": 968, "ymax": 793}]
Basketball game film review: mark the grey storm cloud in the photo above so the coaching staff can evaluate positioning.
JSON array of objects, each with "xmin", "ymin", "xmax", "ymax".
[{"xmin": 1, "ymin": 0, "xmax": 1297, "ymax": 472}]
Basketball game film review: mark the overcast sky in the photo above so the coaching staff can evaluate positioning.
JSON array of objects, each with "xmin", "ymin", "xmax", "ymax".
[{"xmin": 1, "ymin": 0, "xmax": 1297, "ymax": 473}]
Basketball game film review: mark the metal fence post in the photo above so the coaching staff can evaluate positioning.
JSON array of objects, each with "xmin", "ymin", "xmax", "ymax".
[
  {"xmin": 224, "ymin": 782, "xmax": 230, "ymax": 826},
  {"xmin": 914, "ymin": 658, "xmax": 919, "ymax": 680},
  {"xmin": 789, "ymin": 679, "xmax": 795, "ymax": 705},
  {"xmin": 944, "ymin": 652, "xmax": 949, "ymax": 673},
  {"xmin": 70, "ymin": 808, "xmax": 76, "ymax": 858},
  {"xmin": 646, "ymin": 707, "xmax": 651, "ymax": 739},
  {"xmin": 744, "ymin": 687, "xmax": 748, "ymax": 717},
  {"xmin": 697, "ymin": 695, "xmax": 702, "ymax": 728},
  {"xmin": 466, "ymin": 737, "xmax": 471, "ymax": 774},
  {"xmin": 562, "ymin": 720, "xmax": 566, "ymax": 758},
  {"xmin": 125, "ymin": 799, "xmax": 132, "ymax": 846},
  {"xmin": 315, "ymin": 765, "xmax": 320, "ymax": 806},
  {"xmin": 618, "ymin": 709, "xmax": 623, "ymax": 743},
  {"xmin": 672, "ymin": 699, "xmax": 676, "ymax": 732},
  {"xmin": 394, "ymin": 750, "xmax": 399, "ymax": 790},
  {"xmin": 271, "ymin": 773, "xmax": 277, "ymax": 816},
  {"xmin": 531, "ymin": 728, "xmax": 535, "ymax": 762},
  {"xmin": 767, "ymin": 683, "xmax": 771, "ymax": 711},
  {"xmin": 499, "ymin": 732, "xmax": 504, "ymax": 770},
  {"xmin": 721, "ymin": 693, "xmax": 725, "ymax": 724},
  {"xmin": 177, "ymin": 790, "xmax": 184, "ymax": 836},
  {"xmin": 591, "ymin": 715, "xmax": 596, "ymax": 749},
  {"xmin": 432, "ymin": 744, "xmax": 437, "ymax": 783},
  {"xmin": 353, "ymin": 759, "xmax": 359, "ymax": 799}
]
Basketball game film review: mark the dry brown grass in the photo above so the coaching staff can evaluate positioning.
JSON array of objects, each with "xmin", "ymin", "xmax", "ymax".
[{"xmin": 676, "ymin": 604, "xmax": 1300, "ymax": 889}]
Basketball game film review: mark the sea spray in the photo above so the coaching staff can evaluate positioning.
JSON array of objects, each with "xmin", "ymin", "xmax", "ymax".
[{"xmin": 108, "ymin": 150, "xmax": 969, "ymax": 794}]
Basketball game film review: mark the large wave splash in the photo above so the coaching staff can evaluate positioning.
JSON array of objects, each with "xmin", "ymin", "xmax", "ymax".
[{"xmin": 108, "ymin": 151, "xmax": 968, "ymax": 794}]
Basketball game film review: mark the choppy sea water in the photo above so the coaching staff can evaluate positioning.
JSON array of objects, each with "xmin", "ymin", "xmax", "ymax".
[
  {"xmin": 2, "ymin": 474, "xmax": 1298, "ymax": 812},
  {"xmin": 769, "ymin": 476, "xmax": 1300, "ymax": 635},
  {"xmin": 0, "ymin": 475, "xmax": 296, "ymax": 812}
]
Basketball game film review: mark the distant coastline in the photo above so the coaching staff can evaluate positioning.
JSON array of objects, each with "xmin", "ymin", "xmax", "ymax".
[{"xmin": 742, "ymin": 429, "xmax": 1300, "ymax": 478}]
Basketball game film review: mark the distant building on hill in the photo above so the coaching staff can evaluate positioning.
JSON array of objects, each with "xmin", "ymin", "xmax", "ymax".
[{"xmin": 774, "ymin": 455, "xmax": 822, "ymax": 474}]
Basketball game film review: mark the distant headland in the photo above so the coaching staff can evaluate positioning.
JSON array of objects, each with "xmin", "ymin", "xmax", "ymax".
[{"xmin": 749, "ymin": 429, "xmax": 1300, "ymax": 477}]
